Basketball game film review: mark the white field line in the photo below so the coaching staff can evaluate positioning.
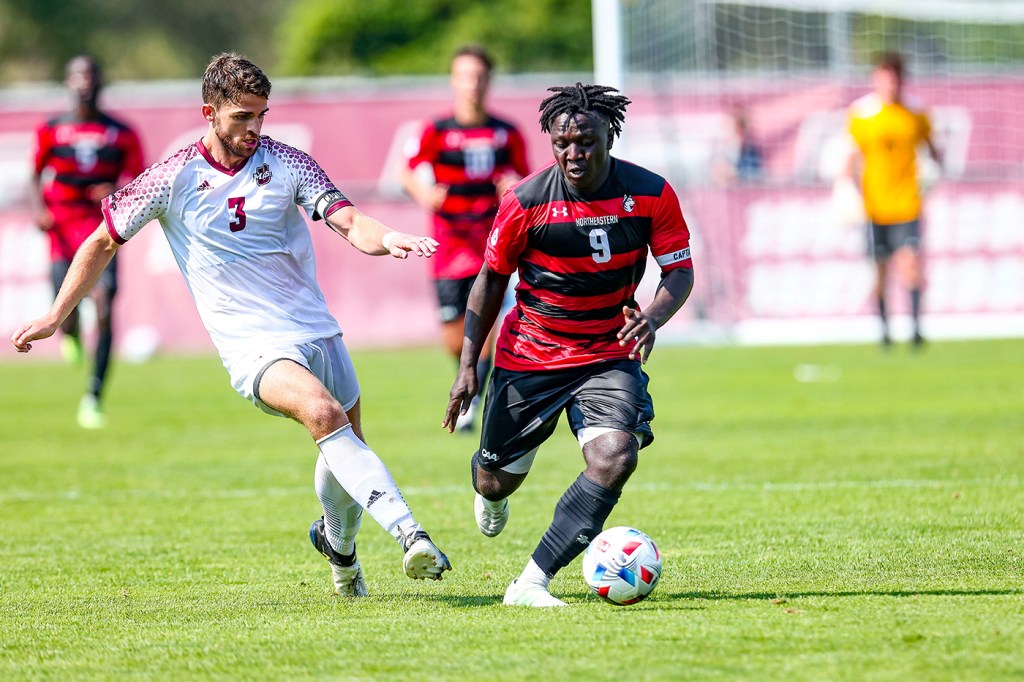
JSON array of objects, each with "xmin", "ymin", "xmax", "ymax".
[{"xmin": 0, "ymin": 478, "xmax": 1020, "ymax": 503}]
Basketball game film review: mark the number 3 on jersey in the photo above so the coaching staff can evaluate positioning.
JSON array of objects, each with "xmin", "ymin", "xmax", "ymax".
[
  {"xmin": 228, "ymin": 197, "xmax": 247, "ymax": 232},
  {"xmin": 589, "ymin": 228, "xmax": 611, "ymax": 263}
]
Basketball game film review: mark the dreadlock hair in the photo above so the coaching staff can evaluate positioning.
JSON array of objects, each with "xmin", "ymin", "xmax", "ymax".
[{"xmin": 538, "ymin": 83, "xmax": 631, "ymax": 139}]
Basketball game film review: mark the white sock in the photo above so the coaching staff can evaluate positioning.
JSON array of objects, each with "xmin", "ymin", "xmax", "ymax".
[
  {"xmin": 480, "ymin": 495, "xmax": 507, "ymax": 512},
  {"xmin": 316, "ymin": 425, "xmax": 416, "ymax": 544},
  {"xmin": 519, "ymin": 558, "xmax": 551, "ymax": 589},
  {"xmin": 314, "ymin": 453, "xmax": 361, "ymax": 555}
]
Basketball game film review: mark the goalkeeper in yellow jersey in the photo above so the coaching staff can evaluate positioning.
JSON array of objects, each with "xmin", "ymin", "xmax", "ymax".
[{"xmin": 843, "ymin": 52, "xmax": 941, "ymax": 348}]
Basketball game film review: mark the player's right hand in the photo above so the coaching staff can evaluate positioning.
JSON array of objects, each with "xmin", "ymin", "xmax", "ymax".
[
  {"xmin": 10, "ymin": 319, "xmax": 57, "ymax": 353},
  {"xmin": 443, "ymin": 370, "xmax": 479, "ymax": 433}
]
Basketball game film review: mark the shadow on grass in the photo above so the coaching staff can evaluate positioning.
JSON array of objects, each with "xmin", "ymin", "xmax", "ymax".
[
  {"xmin": 667, "ymin": 588, "xmax": 1024, "ymax": 601},
  {"xmin": 362, "ymin": 588, "xmax": 1024, "ymax": 610}
]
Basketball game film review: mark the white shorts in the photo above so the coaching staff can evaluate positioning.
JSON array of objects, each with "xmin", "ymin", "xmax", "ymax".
[{"xmin": 227, "ymin": 335, "xmax": 360, "ymax": 417}]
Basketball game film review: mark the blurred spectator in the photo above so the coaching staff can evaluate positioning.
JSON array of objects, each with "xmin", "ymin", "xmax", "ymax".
[
  {"xmin": 30, "ymin": 54, "xmax": 145, "ymax": 428},
  {"xmin": 841, "ymin": 52, "xmax": 941, "ymax": 348},
  {"xmin": 713, "ymin": 107, "xmax": 763, "ymax": 185},
  {"xmin": 399, "ymin": 45, "xmax": 529, "ymax": 432}
]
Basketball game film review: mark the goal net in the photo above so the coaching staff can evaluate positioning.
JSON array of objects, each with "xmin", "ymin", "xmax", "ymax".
[{"xmin": 601, "ymin": 0, "xmax": 1024, "ymax": 343}]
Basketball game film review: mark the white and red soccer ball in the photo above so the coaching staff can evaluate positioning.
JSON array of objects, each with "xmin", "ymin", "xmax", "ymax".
[{"xmin": 582, "ymin": 526, "xmax": 662, "ymax": 605}]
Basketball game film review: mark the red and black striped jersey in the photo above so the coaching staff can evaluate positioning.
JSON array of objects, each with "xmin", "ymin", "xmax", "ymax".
[
  {"xmin": 407, "ymin": 114, "xmax": 529, "ymax": 223},
  {"xmin": 33, "ymin": 112, "xmax": 144, "ymax": 260},
  {"xmin": 487, "ymin": 159, "xmax": 692, "ymax": 371}
]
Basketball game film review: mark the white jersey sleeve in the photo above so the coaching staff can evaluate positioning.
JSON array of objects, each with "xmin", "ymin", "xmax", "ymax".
[
  {"xmin": 101, "ymin": 144, "xmax": 198, "ymax": 243},
  {"xmin": 261, "ymin": 138, "xmax": 352, "ymax": 221}
]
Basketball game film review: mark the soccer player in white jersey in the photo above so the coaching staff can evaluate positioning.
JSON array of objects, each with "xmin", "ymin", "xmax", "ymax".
[{"xmin": 12, "ymin": 53, "xmax": 452, "ymax": 597}]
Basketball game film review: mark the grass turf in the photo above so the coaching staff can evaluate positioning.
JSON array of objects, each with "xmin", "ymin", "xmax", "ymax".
[{"xmin": 0, "ymin": 339, "xmax": 1021, "ymax": 680}]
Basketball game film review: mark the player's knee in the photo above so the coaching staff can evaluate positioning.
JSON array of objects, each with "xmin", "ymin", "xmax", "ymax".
[
  {"xmin": 305, "ymin": 398, "xmax": 347, "ymax": 436},
  {"xmin": 584, "ymin": 435, "xmax": 638, "ymax": 488}
]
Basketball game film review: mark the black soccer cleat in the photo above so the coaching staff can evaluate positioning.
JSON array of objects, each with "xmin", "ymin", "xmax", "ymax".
[{"xmin": 309, "ymin": 516, "xmax": 356, "ymax": 567}]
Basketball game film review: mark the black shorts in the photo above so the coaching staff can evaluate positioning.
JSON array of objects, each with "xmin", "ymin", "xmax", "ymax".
[
  {"xmin": 51, "ymin": 254, "xmax": 118, "ymax": 297},
  {"xmin": 434, "ymin": 276, "xmax": 476, "ymax": 323},
  {"xmin": 476, "ymin": 359, "xmax": 655, "ymax": 472},
  {"xmin": 869, "ymin": 220, "xmax": 920, "ymax": 260}
]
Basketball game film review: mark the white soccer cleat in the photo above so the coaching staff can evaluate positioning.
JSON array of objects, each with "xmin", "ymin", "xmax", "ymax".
[
  {"xmin": 503, "ymin": 579, "xmax": 567, "ymax": 607},
  {"xmin": 474, "ymin": 493, "xmax": 509, "ymax": 537},
  {"xmin": 330, "ymin": 561, "xmax": 369, "ymax": 598},
  {"xmin": 402, "ymin": 534, "xmax": 452, "ymax": 581}
]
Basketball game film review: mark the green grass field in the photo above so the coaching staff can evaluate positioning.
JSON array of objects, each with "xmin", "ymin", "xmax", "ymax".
[{"xmin": 1, "ymin": 339, "xmax": 1022, "ymax": 680}]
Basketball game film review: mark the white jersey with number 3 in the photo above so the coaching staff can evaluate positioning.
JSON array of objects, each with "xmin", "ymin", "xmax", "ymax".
[{"xmin": 101, "ymin": 136, "xmax": 352, "ymax": 363}]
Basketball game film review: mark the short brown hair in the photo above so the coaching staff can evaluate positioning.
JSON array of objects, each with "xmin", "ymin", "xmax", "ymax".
[
  {"xmin": 874, "ymin": 51, "xmax": 905, "ymax": 78},
  {"xmin": 452, "ymin": 45, "xmax": 493, "ymax": 74},
  {"xmin": 202, "ymin": 53, "xmax": 272, "ymax": 108}
]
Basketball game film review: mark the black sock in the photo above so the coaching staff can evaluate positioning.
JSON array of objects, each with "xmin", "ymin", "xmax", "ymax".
[
  {"xmin": 89, "ymin": 327, "xmax": 114, "ymax": 399},
  {"xmin": 532, "ymin": 474, "xmax": 620, "ymax": 577},
  {"xmin": 910, "ymin": 289, "xmax": 921, "ymax": 328}
]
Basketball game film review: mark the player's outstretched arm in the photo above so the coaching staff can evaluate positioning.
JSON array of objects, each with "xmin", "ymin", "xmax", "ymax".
[
  {"xmin": 443, "ymin": 264, "xmax": 511, "ymax": 432},
  {"xmin": 325, "ymin": 205, "xmax": 438, "ymax": 259},
  {"xmin": 11, "ymin": 224, "xmax": 118, "ymax": 352},
  {"xmin": 617, "ymin": 268, "xmax": 694, "ymax": 364}
]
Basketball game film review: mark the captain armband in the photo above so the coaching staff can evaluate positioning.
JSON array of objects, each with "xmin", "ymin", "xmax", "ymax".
[{"xmin": 313, "ymin": 189, "xmax": 349, "ymax": 221}]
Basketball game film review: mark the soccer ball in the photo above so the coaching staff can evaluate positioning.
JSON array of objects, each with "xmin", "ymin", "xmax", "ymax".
[{"xmin": 582, "ymin": 526, "xmax": 662, "ymax": 605}]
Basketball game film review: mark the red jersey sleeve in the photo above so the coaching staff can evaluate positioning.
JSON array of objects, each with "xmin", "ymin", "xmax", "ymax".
[
  {"xmin": 649, "ymin": 181, "xmax": 693, "ymax": 271},
  {"xmin": 406, "ymin": 121, "xmax": 439, "ymax": 169},
  {"xmin": 508, "ymin": 127, "xmax": 530, "ymax": 178},
  {"xmin": 485, "ymin": 192, "xmax": 530, "ymax": 276},
  {"xmin": 32, "ymin": 124, "xmax": 53, "ymax": 176},
  {"xmin": 121, "ymin": 127, "xmax": 145, "ymax": 182}
]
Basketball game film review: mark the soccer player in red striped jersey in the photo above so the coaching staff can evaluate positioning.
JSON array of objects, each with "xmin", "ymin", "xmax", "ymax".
[
  {"xmin": 31, "ymin": 55, "xmax": 145, "ymax": 428},
  {"xmin": 443, "ymin": 83, "xmax": 694, "ymax": 607},
  {"xmin": 400, "ymin": 45, "xmax": 529, "ymax": 431}
]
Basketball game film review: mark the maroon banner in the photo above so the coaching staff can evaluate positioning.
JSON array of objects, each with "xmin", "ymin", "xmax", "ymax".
[{"xmin": 2, "ymin": 75, "xmax": 1022, "ymax": 358}]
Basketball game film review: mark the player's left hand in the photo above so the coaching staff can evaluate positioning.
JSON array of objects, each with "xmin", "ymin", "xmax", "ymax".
[
  {"xmin": 383, "ymin": 232, "xmax": 439, "ymax": 259},
  {"xmin": 617, "ymin": 306, "xmax": 656, "ymax": 364}
]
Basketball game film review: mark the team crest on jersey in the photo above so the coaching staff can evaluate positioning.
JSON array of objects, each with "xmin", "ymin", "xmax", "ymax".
[
  {"xmin": 253, "ymin": 163, "xmax": 272, "ymax": 186},
  {"xmin": 623, "ymin": 194, "xmax": 635, "ymax": 213}
]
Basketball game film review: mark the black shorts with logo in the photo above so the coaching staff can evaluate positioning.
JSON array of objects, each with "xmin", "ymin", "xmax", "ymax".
[
  {"xmin": 476, "ymin": 359, "xmax": 655, "ymax": 472},
  {"xmin": 434, "ymin": 276, "xmax": 476, "ymax": 323},
  {"xmin": 869, "ymin": 219, "xmax": 920, "ymax": 260}
]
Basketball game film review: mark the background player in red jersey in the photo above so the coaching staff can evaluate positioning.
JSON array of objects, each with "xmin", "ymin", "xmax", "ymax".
[
  {"xmin": 30, "ymin": 54, "xmax": 145, "ymax": 428},
  {"xmin": 443, "ymin": 83, "xmax": 694, "ymax": 607},
  {"xmin": 400, "ymin": 45, "xmax": 529, "ymax": 431}
]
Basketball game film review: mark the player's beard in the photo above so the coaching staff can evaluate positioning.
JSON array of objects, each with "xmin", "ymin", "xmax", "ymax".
[{"xmin": 213, "ymin": 121, "xmax": 258, "ymax": 160}]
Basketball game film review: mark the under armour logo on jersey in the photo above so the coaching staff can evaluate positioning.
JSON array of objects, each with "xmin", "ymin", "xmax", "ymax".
[
  {"xmin": 253, "ymin": 163, "xmax": 272, "ymax": 186},
  {"xmin": 623, "ymin": 195, "xmax": 635, "ymax": 212},
  {"xmin": 552, "ymin": 206, "xmax": 569, "ymax": 218},
  {"xmin": 197, "ymin": 179, "xmax": 213, "ymax": 192}
]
